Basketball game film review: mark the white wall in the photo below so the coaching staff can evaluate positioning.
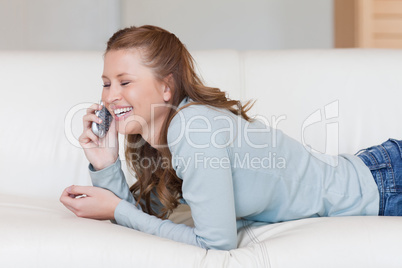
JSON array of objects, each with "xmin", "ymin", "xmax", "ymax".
[
  {"xmin": 0, "ymin": 0, "xmax": 120, "ymax": 50},
  {"xmin": 0, "ymin": 0, "xmax": 333, "ymax": 50},
  {"xmin": 121, "ymin": 0, "xmax": 333, "ymax": 51}
]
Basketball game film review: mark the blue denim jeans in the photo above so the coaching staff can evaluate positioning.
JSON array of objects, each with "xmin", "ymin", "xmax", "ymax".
[{"xmin": 356, "ymin": 139, "xmax": 402, "ymax": 216}]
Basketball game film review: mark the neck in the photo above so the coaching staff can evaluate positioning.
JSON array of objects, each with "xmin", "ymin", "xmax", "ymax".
[{"xmin": 142, "ymin": 109, "xmax": 169, "ymax": 150}]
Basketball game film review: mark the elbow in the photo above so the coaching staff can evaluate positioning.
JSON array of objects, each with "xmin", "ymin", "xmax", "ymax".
[{"xmin": 198, "ymin": 238, "xmax": 237, "ymax": 251}]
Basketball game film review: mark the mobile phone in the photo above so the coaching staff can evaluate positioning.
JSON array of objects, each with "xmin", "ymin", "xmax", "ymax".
[{"xmin": 91, "ymin": 101, "xmax": 112, "ymax": 138}]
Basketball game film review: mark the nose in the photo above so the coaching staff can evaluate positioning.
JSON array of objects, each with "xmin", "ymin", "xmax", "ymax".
[{"xmin": 103, "ymin": 83, "xmax": 122, "ymax": 104}]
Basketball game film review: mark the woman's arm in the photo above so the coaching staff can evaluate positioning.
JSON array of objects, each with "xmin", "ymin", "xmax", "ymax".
[
  {"xmin": 89, "ymin": 157, "xmax": 165, "ymax": 215},
  {"xmin": 89, "ymin": 157, "xmax": 136, "ymax": 205},
  {"xmin": 112, "ymin": 128, "xmax": 239, "ymax": 250},
  {"xmin": 113, "ymin": 200, "xmax": 206, "ymax": 248},
  {"xmin": 62, "ymin": 120, "xmax": 238, "ymax": 250},
  {"xmin": 166, "ymin": 115, "xmax": 239, "ymax": 250},
  {"xmin": 63, "ymin": 105, "xmax": 239, "ymax": 250},
  {"xmin": 59, "ymin": 185, "xmax": 204, "ymax": 247}
]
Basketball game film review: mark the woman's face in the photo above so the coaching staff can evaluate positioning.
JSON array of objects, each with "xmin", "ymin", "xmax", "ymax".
[{"xmin": 101, "ymin": 49, "xmax": 171, "ymax": 141}]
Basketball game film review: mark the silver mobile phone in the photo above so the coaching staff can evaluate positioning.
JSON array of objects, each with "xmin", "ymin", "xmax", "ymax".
[{"xmin": 91, "ymin": 101, "xmax": 112, "ymax": 138}]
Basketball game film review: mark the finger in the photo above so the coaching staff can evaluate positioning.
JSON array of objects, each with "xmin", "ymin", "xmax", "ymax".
[
  {"xmin": 61, "ymin": 189, "xmax": 85, "ymax": 200},
  {"xmin": 60, "ymin": 187, "xmax": 75, "ymax": 199},
  {"xmin": 83, "ymin": 113, "xmax": 103, "ymax": 130},
  {"xmin": 61, "ymin": 199, "xmax": 83, "ymax": 217},
  {"xmin": 83, "ymin": 103, "xmax": 103, "ymax": 131},
  {"xmin": 79, "ymin": 129, "xmax": 100, "ymax": 147},
  {"xmin": 86, "ymin": 103, "xmax": 102, "ymax": 115},
  {"xmin": 64, "ymin": 204, "xmax": 78, "ymax": 215},
  {"xmin": 60, "ymin": 187, "xmax": 90, "ymax": 216},
  {"xmin": 67, "ymin": 185, "xmax": 93, "ymax": 196},
  {"xmin": 60, "ymin": 188, "xmax": 75, "ymax": 207}
]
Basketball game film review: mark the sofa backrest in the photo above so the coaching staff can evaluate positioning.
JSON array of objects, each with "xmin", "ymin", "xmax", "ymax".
[
  {"xmin": 193, "ymin": 49, "xmax": 402, "ymax": 154},
  {"xmin": 1, "ymin": 49, "xmax": 401, "ymax": 199}
]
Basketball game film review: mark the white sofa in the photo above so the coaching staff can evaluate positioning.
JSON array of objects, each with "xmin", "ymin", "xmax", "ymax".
[{"xmin": 1, "ymin": 49, "xmax": 402, "ymax": 267}]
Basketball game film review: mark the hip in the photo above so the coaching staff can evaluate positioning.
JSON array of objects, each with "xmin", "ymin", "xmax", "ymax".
[{"xmin": 356, "ymin": 138, "xmax": 402, "ymax": 216}]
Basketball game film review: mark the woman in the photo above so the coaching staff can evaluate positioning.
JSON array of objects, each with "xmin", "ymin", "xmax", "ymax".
[{"xmin": 60, "ymin": 25, "xmax": 402, "ymax": 250}]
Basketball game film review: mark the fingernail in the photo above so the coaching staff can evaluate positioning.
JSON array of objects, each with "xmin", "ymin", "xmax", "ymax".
[
  {"xmin": 67, "ymin": 185, "xmax": 74, "ymax": 193},
  {"xmin": 98, "ymin": 118, "xmax": 102, "ymax": 123}
]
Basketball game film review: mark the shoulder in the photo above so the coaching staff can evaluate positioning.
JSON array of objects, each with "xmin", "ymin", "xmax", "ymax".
[
  {"xmin": 175, "ymin": 102, "xmax": 230, "ymax": 120},
  {"xmin": 167, "ymin": 101, "xmax": 238, "ymax": 151},
  {"xmin": 171, "ymin": 100, "xmax": 238, "ymax": 128}
]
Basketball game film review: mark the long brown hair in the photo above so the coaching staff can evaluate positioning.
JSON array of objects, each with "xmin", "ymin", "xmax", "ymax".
[{"xmin": 105, "ymin": 25, "xmax": 255, "ymax": 219}]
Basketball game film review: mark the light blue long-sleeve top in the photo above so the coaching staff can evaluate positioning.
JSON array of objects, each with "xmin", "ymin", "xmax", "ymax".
[{"xmin": 90, "ymin": 97, "xmax": 379, "ymax": 250}]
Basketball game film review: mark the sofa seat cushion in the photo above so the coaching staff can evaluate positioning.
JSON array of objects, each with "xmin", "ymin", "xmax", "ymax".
[{"xmin": 1, "ymin": 195, "xmax": 402, "ymax": 267}]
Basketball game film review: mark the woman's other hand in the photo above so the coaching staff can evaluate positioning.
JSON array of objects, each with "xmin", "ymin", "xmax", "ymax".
[
  {"xmin": 60, "ymin": 185, "xmax": 121, "ymax": 220},
  {"xmin": 79, "ymin": 103, "xmax": 119, "ymax": 170}
]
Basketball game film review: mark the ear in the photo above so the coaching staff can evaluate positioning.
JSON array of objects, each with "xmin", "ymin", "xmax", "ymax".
[
  {"xmin": 163, "ymin": 85, "xmax": 172, "ymax": 102},
  {"xmin": 162, "ymin": 74, "xmax": 174, "ymax": 102}
]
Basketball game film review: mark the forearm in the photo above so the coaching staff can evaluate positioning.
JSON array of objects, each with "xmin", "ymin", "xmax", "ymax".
[
  {"xmin": 114, "ymin": 200, "xmax": 209, "ymax": 249},
  {"xmin": 89, "ymin": 157, "xmax": 136, "ymax": 205}
]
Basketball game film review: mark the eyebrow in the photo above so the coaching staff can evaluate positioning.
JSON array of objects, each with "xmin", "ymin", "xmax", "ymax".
[{"xmin": 101, "ymin": 72, "xmax": 132, "ymax": 79}]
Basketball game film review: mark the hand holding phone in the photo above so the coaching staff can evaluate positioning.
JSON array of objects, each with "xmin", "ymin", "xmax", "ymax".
[
  {"xmin": 79, "ymin": 101, "xmax": 118, "ymax": 171},
  {"xmin": 91, "ymin": 101, "xmax": 112, "ymax": 138}
]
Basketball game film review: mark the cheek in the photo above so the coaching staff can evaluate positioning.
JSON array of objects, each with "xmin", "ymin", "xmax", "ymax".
[
  {"xmin": 124, "ymin": 89, "xmax": 144, "ymax": 110},
  {"xmin": 125, "ymin": 89, "xmax": 137, "ymax": 100},
  {"xmin": 101, "ymin": 89, "xmax": 107, "ymax": 102}
]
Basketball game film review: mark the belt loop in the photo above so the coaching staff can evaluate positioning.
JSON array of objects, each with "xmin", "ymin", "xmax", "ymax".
[{"xmin": 388, "ymin": 138, "xmax": 402, "ymax": 158}]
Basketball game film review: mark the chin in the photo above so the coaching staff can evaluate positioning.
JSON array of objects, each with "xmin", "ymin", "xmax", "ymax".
[
  {"xmin": 118, "ymin": 124, "xmax": 142, "ymax": 136},
  {"xmin": 117, "ymin": 115, "xmax": 146, "ymax": 134},
  {"xmin": 117, "ymin": 128, "xmax": 137, "ymax": 135}
]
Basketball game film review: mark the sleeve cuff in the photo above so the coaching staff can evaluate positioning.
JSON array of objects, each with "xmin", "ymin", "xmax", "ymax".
[
  {"xmin": 88, "ymin": 157, "xmax": 136, "ymax": 205},
  {"xmin": 89, "ymin": 156, "xmax": 120, "ymax": 172},
  {"xmin": 89, "ymin": 157, "xmax": 121, "ymax": 187}
]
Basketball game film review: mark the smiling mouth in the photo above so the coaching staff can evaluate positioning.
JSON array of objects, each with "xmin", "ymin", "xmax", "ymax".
[{"xmin": 114, "ymin": 107, "xmax": 133, "ymax": 117}]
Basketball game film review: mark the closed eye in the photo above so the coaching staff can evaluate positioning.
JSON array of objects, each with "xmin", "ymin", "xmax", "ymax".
[{"xmin": 102, "ymin": 82, "xmax": 130, "ymax": 87}]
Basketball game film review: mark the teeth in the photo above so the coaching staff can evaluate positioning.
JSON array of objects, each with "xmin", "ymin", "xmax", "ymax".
[{"xmin": 114, "ymin": 107, "xmax": 133, "ymax": 116}]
